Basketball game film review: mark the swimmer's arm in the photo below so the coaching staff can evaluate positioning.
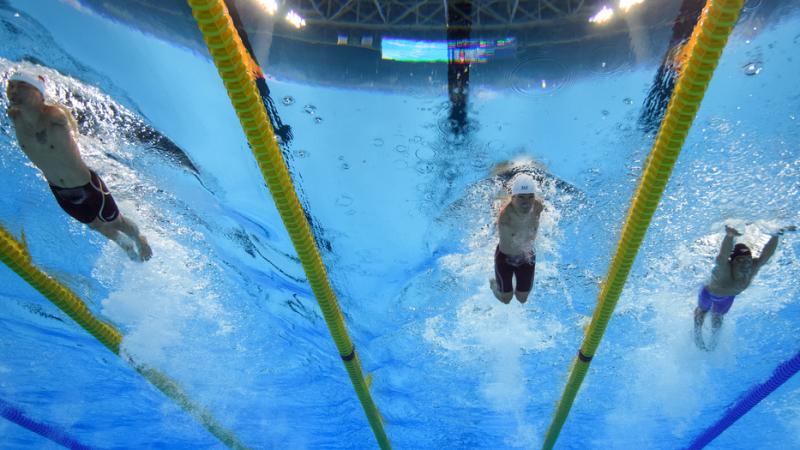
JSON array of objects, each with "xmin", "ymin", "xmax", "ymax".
[
  {"xmin": 753, "ymin": 235, "xmax": 779, "ymax": 274},
  {"xmin": 44, "ymin": 106, "xmax": 69, "ymax": 128},
  {"xmin": 715, "ymin": 228, "xmax": 737, "ymax": 265},
  {"xmin": 43, "ymin": 107, "xmax": 74, "ymax": 143}
]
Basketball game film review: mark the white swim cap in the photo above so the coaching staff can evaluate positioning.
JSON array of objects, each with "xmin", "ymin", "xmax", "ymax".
[
  {"xmin": 511, "ymin": 174, "xmax": 535, "ymax": 196},
  {"xmin": 8, "ymin": 69, "xmax": 46, "ymax": 98}
]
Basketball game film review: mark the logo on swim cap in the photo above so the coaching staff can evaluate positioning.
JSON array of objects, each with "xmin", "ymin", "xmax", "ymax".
[{"xmin": 511, "ymin": 174, "xmax": 535, "ymax": 196}]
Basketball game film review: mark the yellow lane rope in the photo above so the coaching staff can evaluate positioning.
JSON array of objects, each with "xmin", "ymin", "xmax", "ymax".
[
  {"xmin": 186, "ymin": 1, "xmax": 390, "ymax": 448},
  {"xmin": 541, "ymin": 0, "xmax": 744, "ymax": 448},
  {"xmin": 0, "ymin": 225, "xmax": 250, "ymax": 449}
]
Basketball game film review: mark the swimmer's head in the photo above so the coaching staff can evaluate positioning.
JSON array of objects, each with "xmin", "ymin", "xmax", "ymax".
[
  {"xmin": 729, "ymin": 243, "xmax": 751, "ymax": 262},
  {"xmin": 511, "ymin": 174, "xmax": 535, "ymax": 196},
  {"xmin": 510, "ymin": 174, "xmax": 536, "ymax": 212},
  {"xmin": 6, "ymin": 69, "xmax": 46, "ymax": 104},
  {"xmin": 729, "ymin": 243, "xmax": 753, "ymax": 277}
]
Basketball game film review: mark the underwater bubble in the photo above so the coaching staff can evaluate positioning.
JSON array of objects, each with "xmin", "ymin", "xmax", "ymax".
[
  {"xmin": 314, "ymin": 117, "xmax": 323, "ymax": 124},
  {"xmin": 295, "ymin": 149, "xmax": 310, "ymax": 158},
  {"xmin": 411, "ymin": 135, "xmax": 424, "ymax": 144},
  {"xmin": 335, "ymin": 195, "xmax": 354, "ymax": 207},
  {"xmin": 508, "ymin": 58, "xmax": 570, "ymax": 97},
  {"xmin": 601, "ymin": 110, "xmax": 610, "ymax": 116},
  {"xmin": 472, "ymin": 159, "xmax": 489, "ymax": 170},
  {"xmin": 623, "ymin": 98, "xmax": 634, "ymax": 105},
  {"xmin": 338, "ymin": 155, "xmax": 345, "ymax": 161},
  {"xmin": 444, "ymin": 167, "xmax": 459, "ymax": 180},
  {"xmin": 415, "ymin": 147, "xmax": 435, "ymax": 161},
  {"xmin": 743, "ymin": 62, "xmax": 762, "ymax": 76},
  {"xmin": 340, "ymin": 163, "xmax": 350, "ymax": 170},
  {"xmin": 393, "ymin": 159, "xmax": 409, "ymax": 169},
  {"xmin": 487, "ymin": 140, "xmax": 504, "ymax": 152},
  {"xmin": 303, "ymin": 104, "xmax": 316, "ymax": 115},
  {"xmin": 415, "ymin": 161, "xmax": 434, "ymax": 174},
  {"xmin": 373, "ymin": 138, "xmax": 384, "ymax": 147},
  {"xmin": 282, "ymin": 96, "xmax": 295, "ymax": 106},
  {"xmin": 394, "ymin": 145, "xmax": 408, "ymax": 153}
]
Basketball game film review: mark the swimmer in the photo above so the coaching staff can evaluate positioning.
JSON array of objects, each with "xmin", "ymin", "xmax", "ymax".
[
  {"xmin": 694, "ymin": 225, "xmax": 794, "ymax": 350},
  {"xmin": 5, "ymin": 68, "xmax": 152, "ymax": 261},
  {"xmin": 490, "ymin": 174, "xmax": 544, "ymax": 304}
]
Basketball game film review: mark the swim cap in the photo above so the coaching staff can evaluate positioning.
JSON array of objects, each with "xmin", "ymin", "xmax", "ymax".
[
  {"xmin": 511, "ymin": 174, "xmax": 535, "ymax": 196},
  {"xmin": 8, "ymin": 69, "xmax": 46, "ymax": 99},
  {"xmin": 729, "ymin": 243, "xmax": 751, "ymax": 262}
]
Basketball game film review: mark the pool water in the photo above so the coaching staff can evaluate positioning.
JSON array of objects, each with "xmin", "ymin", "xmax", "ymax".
[{"xmin": 1, "ymin": 0, "xmax": 799, "ymax": 449}]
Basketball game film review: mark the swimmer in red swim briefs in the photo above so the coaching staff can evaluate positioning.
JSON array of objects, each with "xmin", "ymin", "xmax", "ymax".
[{"xmin": 5, "ymin": 68, "xmax": 151, "ymax": 261}]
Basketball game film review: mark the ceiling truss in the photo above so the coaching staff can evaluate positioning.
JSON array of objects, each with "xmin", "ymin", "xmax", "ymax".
[{"xmin": 293, "ymin": 0, "xmax": 598, "ymax": 30}]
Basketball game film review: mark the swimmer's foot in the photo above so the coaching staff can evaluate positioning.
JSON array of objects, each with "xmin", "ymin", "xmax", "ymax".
[
  {"xmin": 120, "ymin": 241, "xmax": 139, "ymax": 262},
  {"xmin": 136, "ymin": 235, "xmax": 152, "ymax": 262}
]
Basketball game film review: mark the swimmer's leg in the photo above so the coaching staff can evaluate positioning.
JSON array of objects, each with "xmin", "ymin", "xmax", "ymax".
[
  {"xmin": 90, "ymin": 215, "xmax": 151, "ymax": 261},
  {"xmin": 492, "ymin": 247, "xmax": 514, "ymax": 304},
  {"xmin": 513, "ymin": 258, "xmax": 535, "ymax": 304},
  {"xmin": 693, "ymin": 307, "xmax": 708, "ymax": 351},
  {"xmin": 89, "ymin": 219, "xmax": 137, "ymax": 260},
  {"xmin": 490, "ymin": 279, "xmax": 513, "ymax": 304},
  {"xmin": 708, "ymin": 312, "xmax": 724, "ymax": 350},
  {"xmin": 114, "ymin": 215, "xmax": 152, "ymax": 261}
]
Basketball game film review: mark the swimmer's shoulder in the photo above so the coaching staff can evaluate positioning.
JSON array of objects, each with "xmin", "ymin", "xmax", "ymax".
[{"xmin": 42, "ymin": 104, "xmax": 69, "ymax": 127}]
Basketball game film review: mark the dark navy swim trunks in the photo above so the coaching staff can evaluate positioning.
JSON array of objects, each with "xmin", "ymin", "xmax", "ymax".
[
  {"xmin": 49, "ymin": 170, "xmax": 119, "ymax": 224},
  {"xmin": 494, "ymin": 246, "xmax": 536, "ymax": 293}
]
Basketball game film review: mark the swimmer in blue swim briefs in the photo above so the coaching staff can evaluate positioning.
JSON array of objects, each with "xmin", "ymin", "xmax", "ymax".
[
  {"xmin": 693, "ymin": 225, "xmax": 792, "ymax": 350},
  {"xmin": 6, "ymin": 68, "xmax": 152, "ymax": 261}
]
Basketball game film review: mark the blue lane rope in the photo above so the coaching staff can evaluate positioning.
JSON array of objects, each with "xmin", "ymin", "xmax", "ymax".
[
  {"xmin": 0, "ymin": 398, "xmax": 96, "ymax": 450},
  {"xmin": 686, "ymin": 350, "xmax": 800, "ymax": 449}
]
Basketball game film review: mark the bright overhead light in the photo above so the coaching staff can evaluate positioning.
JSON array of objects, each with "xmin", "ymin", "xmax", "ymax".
[
  {"xmin": 619, "ymin": 0, "xmax": 645, "ymax": 13},
  {"xmin": 286, "ymin": 10, "xmax": 306, "ymax": 28},
  {"xmin": 256, "ymin": 0, "xmax": 278, "ymax": 15},
  {"xmin": 589, "ymin": 6, "xmax": 614, "ymax": 24}
]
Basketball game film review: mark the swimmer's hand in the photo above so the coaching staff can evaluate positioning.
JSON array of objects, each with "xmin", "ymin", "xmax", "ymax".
[
  {"xmin": 725, "ymin": 225, "xmax": 741, "ymax": 237},
  {"xmin": 774, "ymin": 225, "xmax": 797, "ymax": 236}
]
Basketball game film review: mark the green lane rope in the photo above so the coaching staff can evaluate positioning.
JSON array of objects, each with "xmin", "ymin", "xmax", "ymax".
[
  {"xmin": 541, "ymin": 0, "xmax": 744, "ymax": 448},
  {"xmin": 0, "ymin": 225, "xmax": 249, "ymax": 450},
  {"xmin": 186, "ymin": 1, "xmax": 390, "ymax": 448}
]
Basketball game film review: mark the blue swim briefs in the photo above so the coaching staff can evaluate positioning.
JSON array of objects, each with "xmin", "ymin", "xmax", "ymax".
[{"xmin": 697, "ymin": 286, "xmax": 735, "ymax": 315}]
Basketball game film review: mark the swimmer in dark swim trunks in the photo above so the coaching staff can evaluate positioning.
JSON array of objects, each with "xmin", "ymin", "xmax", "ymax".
[
  {"xmin": 50, "ymin": 170, "xmax": 120, "ymax": 224},
  {"xmin": 6, "ymin": 68, "xmax": 152, "ymax": 261},
  {"xmin": 489, "ymin": 174, "xmax": 544, "ymax": 304},
  {"xmin": 693, "ymin": 225, "xmax": 792, "ymax": 350}
]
